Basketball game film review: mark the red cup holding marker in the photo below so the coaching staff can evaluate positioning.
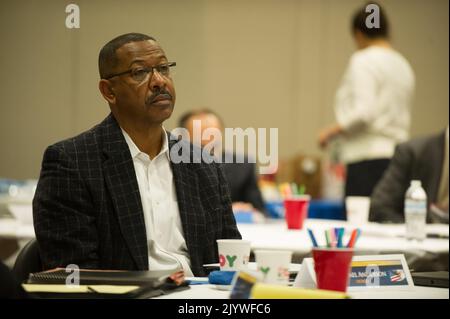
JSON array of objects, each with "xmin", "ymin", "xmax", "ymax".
[
  {"xmin": 312, "ymin": 248, "xmax": 354, "ymax": 292},
  {"xmin": 284, "ymin": 195, "xmax": 310, "ymax": 230}
]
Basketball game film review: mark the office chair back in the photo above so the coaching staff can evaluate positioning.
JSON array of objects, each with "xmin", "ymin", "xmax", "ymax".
[{"xmin": 13, "ymin": 239, "xmax": 42, "ymax": 283}]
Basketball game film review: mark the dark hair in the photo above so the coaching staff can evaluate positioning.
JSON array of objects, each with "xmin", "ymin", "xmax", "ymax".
[
  {"xmin": 98, "ymin": 33, "xmax": 156, "ymax": 79},
  {"xmin": 178, "ymin": 109, "xmax": 224, "ymax": 128},
  {"xmin": 351, "ymin": 2, "xmax": 389, "ymax": 39}
]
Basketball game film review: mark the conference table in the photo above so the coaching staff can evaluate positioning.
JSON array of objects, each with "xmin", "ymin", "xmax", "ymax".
[
  {"xmin": 238, "ymin": 218, "xmax": 449, "ymax": 271},
  {"xmin": 153, "ymin": 258, "xmax": 449, "ymax": 299},
  {"xmin": 0, "ymin": 214, "xmax": 448, "ymax": 272},
  {"xmin": 155, "ymin": 282, "xmax": 449, "ymax": 299},
  {"xmin": 0, "ymin": 212, "xmax": 448, "ymax": 299}
]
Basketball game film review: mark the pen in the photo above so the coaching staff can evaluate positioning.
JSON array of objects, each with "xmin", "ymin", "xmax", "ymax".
[
  {"xmin": 307, "ymin": 228, "xmax": 319, "ymax": 247},
  {"xmin": 356, "ymin": 229, "xmax": 362, "ymax": 242},
  {"xmin": 337, "ymin": 228, "xmax": 344, "ymax": 248},
  {"xmin": 329, "ymin": 228, "xmax": 337, "ymax": 248},
  {"xmin": 87, "ymin": 286, "xmax": 98, "ymax": 293},
  {"xmin": 346, "ymin": 229, "xmax": 358, "ymax": 248},
  {"xmin": 325, "ymin": 230, "xmax": 331, "ymax": 248},
  {"xmin": 299, "ymin": 185, "xmax": 306, "ymax": 195},
  {"xmin": 291, "ymin": 183, "xmax": 299, "ymax": 196}
]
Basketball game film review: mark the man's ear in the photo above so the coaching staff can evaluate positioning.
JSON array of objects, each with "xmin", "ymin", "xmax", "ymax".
[{"xmin": 99, "ymin": 79, "xmax": 116, "ymax": 104}]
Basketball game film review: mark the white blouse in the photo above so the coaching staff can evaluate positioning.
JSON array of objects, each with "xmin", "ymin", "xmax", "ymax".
[{"xmin": 334, "ymin": 46, "xmax": 415, "ymax": 164}]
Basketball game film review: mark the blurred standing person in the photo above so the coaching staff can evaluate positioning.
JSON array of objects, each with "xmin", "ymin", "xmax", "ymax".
[{"xmin": 318, "ymin": 2, "xmax": 415, "ymax": 198}]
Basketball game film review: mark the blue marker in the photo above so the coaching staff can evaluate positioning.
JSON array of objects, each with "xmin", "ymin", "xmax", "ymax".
[
  {"xmin": 356, "ymin": 229, "xmax": 362, "ymax": 242},
  {"xmin": 307, "ymin": 228, "xmax": 319, "ymax": 248},
  {"xmin": 334, "ymin": 228, "xmax": 340, "ymax": 246}
]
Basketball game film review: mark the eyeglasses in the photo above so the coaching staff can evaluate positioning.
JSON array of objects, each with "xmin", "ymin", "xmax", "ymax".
[{"xmin": 104, "ymin": 62, "xmax": 176, "ymax": 82}]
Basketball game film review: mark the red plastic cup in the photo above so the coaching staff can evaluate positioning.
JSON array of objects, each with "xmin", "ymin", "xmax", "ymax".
[
  {"xmin": 312, "ymin": 248, "xmax": 354, "ymax": 292},
  {"xmin": 284, "ymin": 195, "xmax": 310, "ymax": 230}
]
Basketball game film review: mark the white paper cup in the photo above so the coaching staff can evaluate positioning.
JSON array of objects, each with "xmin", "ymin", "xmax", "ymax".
[
  {"xmin": 346, "ymin": 196, "xmax": 370, "ymax": 225},
  {"xmin": 254, "ymin": 250, "xmax": 292, "ymax": 285},
  {"xmin": 217, "ymin": 239, "xmax": 251, "ymax": 271}
]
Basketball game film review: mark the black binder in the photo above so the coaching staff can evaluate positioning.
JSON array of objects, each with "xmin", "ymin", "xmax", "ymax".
[
  {"xmin": 28, "ymin": 269, "xmax": 173, "ymax": 285},
  {"xmin": 25, "ymin": 269, "xmax": 190, "ymax": 299}
]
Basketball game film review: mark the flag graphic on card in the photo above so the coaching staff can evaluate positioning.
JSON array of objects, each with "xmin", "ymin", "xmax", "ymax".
[{"xmin": 389, "ymin": 270, "xmax": 406, "ymax": 283}]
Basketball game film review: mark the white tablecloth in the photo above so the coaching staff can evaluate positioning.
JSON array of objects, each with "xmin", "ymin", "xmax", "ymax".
[
  {"xmin": 237, "ymin": 219, "xmax": 449, "ymax": 271},
  {"xmin": 237, "ymin": 219, "xmax": 449, "ymax": 254},
  {"xmin": 1, "ymin": 217, "xmax": 448, "ymax": 270},
  {"xmin": 155, "ymin": 283, "xmax": 449, "ymax": 299}
]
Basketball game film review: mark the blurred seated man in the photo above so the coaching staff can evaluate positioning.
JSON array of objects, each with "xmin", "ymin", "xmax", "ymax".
[
  {"xmin": 370, "ymin": 127, "xmax": 449, "ymax": 223},
  {"xmin": 178, "ymin": 109, "xmax": 267, "ymax": 220}
]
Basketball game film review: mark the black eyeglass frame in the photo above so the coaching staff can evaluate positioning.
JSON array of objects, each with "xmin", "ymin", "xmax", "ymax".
[{"xmin": 103, "ymin": 61, "xmax": 176, "ymax": 81}]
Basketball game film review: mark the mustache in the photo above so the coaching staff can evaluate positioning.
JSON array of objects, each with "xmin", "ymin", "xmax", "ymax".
[{"xmin": 145, "ymin": 89, "xmax": 173, "ymax": 105}]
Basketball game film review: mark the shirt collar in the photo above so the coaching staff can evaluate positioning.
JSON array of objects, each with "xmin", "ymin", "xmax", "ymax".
[{"xmin": 121, "ymin": 127, "xmax": 170, "ymax": 161}]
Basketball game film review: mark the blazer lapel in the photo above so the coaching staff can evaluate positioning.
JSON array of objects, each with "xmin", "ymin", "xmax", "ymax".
[
  {"xmin": 101, "ymin": 114, "xmax": 148, "ymax": 270},
  {"xmin": 168, "ymin": 136, "xmax": 204, "ymax": 265}
]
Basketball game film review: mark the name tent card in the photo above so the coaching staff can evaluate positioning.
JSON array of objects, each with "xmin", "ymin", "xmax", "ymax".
[{"xmin": 294, "ymin": 254, "xmax": 414, "ymax": 291}]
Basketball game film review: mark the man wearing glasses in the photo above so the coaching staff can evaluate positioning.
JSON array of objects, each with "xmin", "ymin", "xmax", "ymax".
[{"xmin": 33, "ymin": 33, "xmax": 241, "ymax": 277}]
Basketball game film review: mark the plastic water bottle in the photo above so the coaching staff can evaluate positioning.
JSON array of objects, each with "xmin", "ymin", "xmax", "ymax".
[{"xmin": 404, "ymin": 180, "xmax": 427, "ymax": 241}]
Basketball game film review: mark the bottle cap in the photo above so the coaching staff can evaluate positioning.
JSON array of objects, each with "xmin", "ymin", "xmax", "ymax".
[{"xmin": 411, "ymin": 180, "xmax": 422, "ymax": 187}]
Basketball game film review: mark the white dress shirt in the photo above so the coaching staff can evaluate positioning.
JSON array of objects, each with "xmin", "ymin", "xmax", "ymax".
[
  {"xmin": 121, "ymin": 128, "xmax": 193, "ymax": 277},
  {"xmin": 335, "ymin": 46, "xmax": 415, "ymax": 164}
]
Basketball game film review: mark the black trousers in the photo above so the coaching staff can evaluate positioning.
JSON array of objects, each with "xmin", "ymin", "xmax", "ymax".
[{"xmin": 345, "ymin": 158, "xmax": 391, "ymax": 197}]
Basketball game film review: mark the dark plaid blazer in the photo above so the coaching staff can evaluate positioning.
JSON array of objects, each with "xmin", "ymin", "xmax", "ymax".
[{"xmin": 33, "ymin": 113, "xmax": 241, "ymax": 276}]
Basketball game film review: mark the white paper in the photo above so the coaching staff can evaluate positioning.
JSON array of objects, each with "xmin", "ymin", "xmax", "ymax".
[{"xmin": 293, "ymin": 258, "xmax": 316, "ymax": 289}]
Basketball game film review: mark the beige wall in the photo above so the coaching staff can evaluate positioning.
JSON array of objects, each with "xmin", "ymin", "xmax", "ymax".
[{"xmin": 0, "ymin": 0, "xmax": 448, "ymax": 179}]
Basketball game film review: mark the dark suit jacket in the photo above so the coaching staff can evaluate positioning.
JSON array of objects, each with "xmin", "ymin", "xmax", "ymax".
[
  {"xmin": 221, "ymin": 155, "xmax": 266, "ymax": 215},
  {"xmin": 369, "ymin": 131, "xmax": 446, "ymax": 223},
  {"xmin": 33, "ymin": 113, "xmax": 241, "ymax": 276}
]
